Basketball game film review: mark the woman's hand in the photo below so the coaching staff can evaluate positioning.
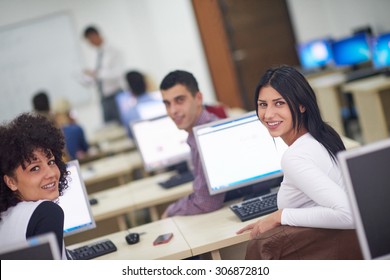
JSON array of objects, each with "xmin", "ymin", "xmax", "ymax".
[{"xmin": 236, "ymin": 209, "xmax": 282, "ymax": 239}]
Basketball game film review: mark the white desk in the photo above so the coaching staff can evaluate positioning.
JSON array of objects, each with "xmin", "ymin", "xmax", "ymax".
[
  {"xmin": 89, "ymin": 124, "xmax": 128, "ymax": 146},
  {"xmin": 341, "ymin": 136, "xmax": 361, "ymax": 149},
  {"xmin": 342, "ymin": 75, "xmax": 390, "ymax": 143},
  {"xmin": 90, "ymin": 172, "xmax": 192, "ymax": 229},
  {"xmin": 81, "ymin": 150, "xmax": 143, "ymax": 193},
  {"xmin": 68, "ymin": 218, "xmax": 192, "ymax": 260},
  {"xmin": 79, "ymin": 137, "xmax": 136, "ymax": 165},
  {"xmin": 129, "ymin": 173, "xmax": 193, "ymax": 221},
  {"xmin": 173, "ymin": 202, "xmax": 252, "ymax": 260},
  {"xmin": 98, "ymin": 137, "xmax": 135, "ymax": 155},
  {"xmin": 70, "ymin": 201, "xmax": 251, "ymax": 260}
]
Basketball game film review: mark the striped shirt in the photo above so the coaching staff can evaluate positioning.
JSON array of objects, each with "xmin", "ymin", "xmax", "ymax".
[{"xmin": 166, "ymin": 109, "xmax": 226, "ymax": 216}]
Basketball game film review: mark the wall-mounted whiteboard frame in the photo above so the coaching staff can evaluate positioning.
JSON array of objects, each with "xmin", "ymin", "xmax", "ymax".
[{"xmin": 0, "ymin": 12, "xmax": 90, "ymax": 122}]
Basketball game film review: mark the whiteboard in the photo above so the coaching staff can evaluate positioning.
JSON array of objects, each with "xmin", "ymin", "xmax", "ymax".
[{"xmin": 0, "ymin": 12, "xmax": 90, "ymax": 122}]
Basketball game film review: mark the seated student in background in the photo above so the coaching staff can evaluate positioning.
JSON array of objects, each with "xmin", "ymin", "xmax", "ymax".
[
  {"xmin": 237, "ymin": 65, "xmax": 358, "ymax": 259},
  {"xmin": 119, "ymin": 70, "xmax": 164, "ymax": 138},
  {"xmin": 53, "ymin": 97, "xmax": 89, "ymax": 160},
  {"xmin": 160, "ymin": 70, "xmax": 225, "ymax": 218},
  {"xmin": 32, "ymin": 91, "xmax": 54, "ymax": 122},
  {"xmin": 0, "ymin": 113, "xmax": 70, "ymax": 259}
]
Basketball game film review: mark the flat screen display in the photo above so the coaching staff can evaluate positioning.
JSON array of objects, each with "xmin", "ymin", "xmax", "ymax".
[
  {"xmin": 59, "ymin": 160, "xmax": 96, "ymax": 236},
  {"xmin": 371, "ymin": 32, "xmax": 390, "ymax": 69},
  {"xmin": 0, "ymin": 232, "xmax": 61, "ymax": 260},
  {"xmin": 297, "ymin": 38, "xmax": 333, "ymax": 70},
  {"xmin": 332, "ymin": 33, "xmax": 371, "ymax": 67},
  {"xmin": 131, "ymin": 115, "xmax": 191, "ymax": 172},
  {"xmin": 338, "ymin": 139, "xmax": 390, "ymax": 260},
  {"xmin": 194, "ymin": 111, "xmax": 288, "ymax": 195}
]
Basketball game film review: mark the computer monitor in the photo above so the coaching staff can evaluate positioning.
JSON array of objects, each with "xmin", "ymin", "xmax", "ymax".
[
  {"xmin": 59, "ymin": 160, "xmax": 96, "ymax": 237},
  {"xmin": 332, "ymin": 33, "xmax": 372, "ymax": 68},
  {"xmin": 370, "ymin": 32, "xmax": 390, "ymax": 70},
  {"xmin": 0, "ymin": 232, "xmax": 61, "ymax": 260},
  {"xmin": 115, "ymin": 90, "xmax": 166, "ymax": 136},
  {"xmin": 338, "ymin": 139, "xmax": 390, "ymax": 260},
  {"xmin": 193, "ymin": 111, "xmax": 288, "ymax": 196},
  {"xmin": 131, "ymin": 115, "xmax": 191, "ymax": 173},
  {"xmin": 297, "ymin": 38, "xmax": 333, "ymax": 71}
]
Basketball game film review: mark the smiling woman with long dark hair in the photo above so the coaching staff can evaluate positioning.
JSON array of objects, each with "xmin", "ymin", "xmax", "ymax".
[{"xmin": 237, "ymin": 65, "xmax": 361, "ymax": 259}]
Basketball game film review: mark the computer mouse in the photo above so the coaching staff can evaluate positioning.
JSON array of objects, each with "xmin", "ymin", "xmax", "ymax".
[
  {"xmin": 89, "ymin": 198, "xmax": 98, "ymax": 205},
  {"xmin": 125, "ymin": 233, "xmax": 140, "ymax": 245}
]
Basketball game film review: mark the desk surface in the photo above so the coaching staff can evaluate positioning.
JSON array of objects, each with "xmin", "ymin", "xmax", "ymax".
[
  {"xmin": 81, "ymin": 150, "xmax": 142, "ymax": 186},
  {"xmin": 67, "ymin": 218, "xmax": 192, "ymax": 260},
  {"xmin": 98, "ymin": 137, "xmax": 135, "ymax": 155},
  {"xmin": 70, "ymin": 201, "xmax": 250, "ymax": 260},
  {"xmin": 130, "ymin": 173, "xmax": 193, "ymax": 210},
  {"xmin": 341, "ymin": 136, "xmax": 361, "ymax": 149},
  {"xmin": 308, "ymin": 71, "xmax": 346, "ymax": 88},
  {"xmin": 79, "ymin": 137, "xmax": 136, "ymax": 165},
  {"xmin": 90, "ymin": 172, "xmax": 192, "ymax": 222},
  {"xmin": 173, "ymin": 202, "xmax": 252, "ymax": 257},
  {"xmin": 342, "ymin": 74, "xmax": 390, "ymax": 92},
  {"xmin": 89, "ymin": 124, "xmax": 128, "ymax": 146}
]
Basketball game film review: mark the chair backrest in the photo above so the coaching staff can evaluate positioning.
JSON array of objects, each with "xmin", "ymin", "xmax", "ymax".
[{"xmin": 205, "ymin": 104, "xmax": 228, "ymax": 119}]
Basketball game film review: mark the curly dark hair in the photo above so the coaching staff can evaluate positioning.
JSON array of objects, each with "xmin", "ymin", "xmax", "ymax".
[{"xmin": 0, "ymin": 112, "xmax": 69, "ymax": 220}]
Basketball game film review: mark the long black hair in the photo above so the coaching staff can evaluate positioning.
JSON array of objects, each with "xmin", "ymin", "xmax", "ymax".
[{"xmin": 254, "ymin": 65, "xmax": 345, "ymax": 160}]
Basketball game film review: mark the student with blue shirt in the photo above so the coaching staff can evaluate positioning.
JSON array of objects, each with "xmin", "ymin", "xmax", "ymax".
[
  {"xmin": 119, "ymin": 70, "xmax": 165, "ymax": 138},
  {"xmin": 53, "ymin": 98, "xmax": 89, "ymax": 160}
]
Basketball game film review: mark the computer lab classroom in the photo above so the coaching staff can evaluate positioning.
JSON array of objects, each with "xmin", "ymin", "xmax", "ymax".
[{"xmin": 1, "ymin": 0, "xmax": 390, "ymax": 261}]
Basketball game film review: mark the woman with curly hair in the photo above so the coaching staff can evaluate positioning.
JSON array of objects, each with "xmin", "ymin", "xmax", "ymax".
[{"xmin": 0, "ymin": 113, "xmax": 70, "ymax": 259}]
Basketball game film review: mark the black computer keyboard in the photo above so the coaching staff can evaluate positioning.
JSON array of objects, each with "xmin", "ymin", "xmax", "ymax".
[
  {"xmin": 158, "ymin": 172, "xmax": 194, "ymax": 189},
  {"xmin": 67, "ymin": 239, "xmax": 117, "ymax": 260},
  {"xmin": 345, "ymin": 68, "xmax": 382, "ymax": 82},
  {"xmin": 230, "ymin": 192, "xmax": 278, "ymax": 222}
]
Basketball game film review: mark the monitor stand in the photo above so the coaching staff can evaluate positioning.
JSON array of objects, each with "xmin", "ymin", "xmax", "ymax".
[
  {"xmin": 244, "ymin": 176, "xmax": 283, "ymax": 200},
  {"xmin": 225, "ymin": 176, "xmax": 283, "ymax": 202},
  {"xmin": 158, "ymin": 161, "xmax": 194, "ymax": 189}
]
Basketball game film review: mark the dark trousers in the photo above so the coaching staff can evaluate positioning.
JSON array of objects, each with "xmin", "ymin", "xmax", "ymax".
[
  {"xmin": 245, "ymin": 225, "xmax": 363, "ymax": 260},
  {"xmin": 101, "ymin": 90, "xmax": 121, "ymax": 124}
]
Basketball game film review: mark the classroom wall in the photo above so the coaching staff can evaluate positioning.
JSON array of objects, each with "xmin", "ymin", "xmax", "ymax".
[
  {"xmin": 0, "ymin": 0, "xmax": 214, "ymax": 139},
  {"xmin": 1, "ymin": 0, "xmax": 389, "ymax": 139},
  {"xmin": 287, "ymin": 0, "xmax": 390, "ymax": 42}
]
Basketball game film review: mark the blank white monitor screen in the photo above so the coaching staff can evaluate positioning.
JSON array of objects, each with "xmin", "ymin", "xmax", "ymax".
[
  {"xmin": 194, "ymin": 111, "xmax": 288, "ymax": 195},
  {"xmin": 131, "ymin": 115, "xmax": 191, "ymax": 172},
  {"xmin": 59, "ymin": 160, "xmax": 96, "ymax": 237},
  {"xmin": 338, "ymin": 139, "xmax": 390, "ymax": 260}
]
